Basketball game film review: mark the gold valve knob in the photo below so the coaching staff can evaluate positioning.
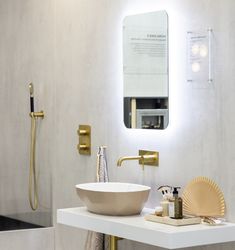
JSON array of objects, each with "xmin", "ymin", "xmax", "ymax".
[
  {"xmin": 78, "ymin": 144, "xmax": 89, "ymax": 150},
  {"xmin": 78, "ymin": 129, "xmax": 88, "ymax": 135}
]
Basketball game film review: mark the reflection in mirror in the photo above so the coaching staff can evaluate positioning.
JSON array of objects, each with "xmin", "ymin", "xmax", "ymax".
[{"xmin": 123, "ymin": 11, "xmax": 168, "ymax": 129}]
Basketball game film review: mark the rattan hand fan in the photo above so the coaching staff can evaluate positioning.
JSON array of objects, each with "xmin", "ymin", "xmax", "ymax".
[{"xmin": 182, "ymin": 176, "xmax": 226, "ymax": 217}]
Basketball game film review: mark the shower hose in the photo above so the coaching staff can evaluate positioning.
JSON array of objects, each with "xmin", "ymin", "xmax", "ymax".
[{"xmin": 29, "ymin": 115, "xmax": 39, "ymax": 211}]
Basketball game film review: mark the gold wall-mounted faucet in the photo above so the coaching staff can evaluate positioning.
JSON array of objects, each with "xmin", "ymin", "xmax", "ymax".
[{"xmin": 117, "ymin": 150, "xmax": 159, "ymax": 169}]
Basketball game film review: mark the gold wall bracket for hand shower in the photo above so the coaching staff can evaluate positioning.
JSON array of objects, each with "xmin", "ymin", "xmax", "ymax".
[{"xmin": 30, "ymin": 111, "xmax": 45, "ymax": 118}]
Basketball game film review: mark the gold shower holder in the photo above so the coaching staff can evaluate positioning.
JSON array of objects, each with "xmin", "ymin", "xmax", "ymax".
[{"xmin": 30, "ymin": 111, "xmax": 45, "ymax": 118}]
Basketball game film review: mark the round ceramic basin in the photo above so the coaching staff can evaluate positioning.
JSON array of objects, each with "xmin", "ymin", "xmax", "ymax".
[{"xmin": 76, "ymin": 182, "xmax": 150, "ymax": 216}]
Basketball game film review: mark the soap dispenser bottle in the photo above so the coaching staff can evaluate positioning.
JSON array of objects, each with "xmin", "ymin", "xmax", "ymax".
[
  {"xmin": 157, "ymin": 185, "xmax": 173, "ymax": 217},
  {"xmin": 169, "ymin": 187, "xmax": 183, "ymax": 219}
]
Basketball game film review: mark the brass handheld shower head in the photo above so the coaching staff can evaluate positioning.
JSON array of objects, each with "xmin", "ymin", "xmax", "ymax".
[
  {"xmin": 29, "ymin": 83, "xmax": 34, "ymax": 97},
  {"xmin": 29, "ymin": 83, "xmax": 34, "ymax": 112},
  {"xmin": 28, "ymin": 82, "xmax": 44, "ymax": 211}
]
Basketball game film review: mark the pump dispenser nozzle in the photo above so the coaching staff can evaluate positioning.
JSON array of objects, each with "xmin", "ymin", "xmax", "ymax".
[{"xmin": 172, "ymin": 187, "xmax": 181, "ymax": 196}]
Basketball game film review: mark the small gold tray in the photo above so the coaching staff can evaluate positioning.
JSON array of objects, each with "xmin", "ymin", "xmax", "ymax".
[{"xmin": 145, "ymin": 214, "xmax": 201, "ymax": 226}]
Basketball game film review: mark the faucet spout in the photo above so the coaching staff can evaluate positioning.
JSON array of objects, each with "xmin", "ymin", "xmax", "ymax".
[
  {"xmin": 117, "ymin": 150, "xmax": 159, "ymax": 167},
  {"xmin": 117, "ymin": 155, "xmax": 142, "ymax": 167}
]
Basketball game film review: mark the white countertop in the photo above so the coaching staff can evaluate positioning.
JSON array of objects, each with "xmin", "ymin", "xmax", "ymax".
[{"xmin": 57, "ymin": 207, "xmax": 235, "ymax": 249}]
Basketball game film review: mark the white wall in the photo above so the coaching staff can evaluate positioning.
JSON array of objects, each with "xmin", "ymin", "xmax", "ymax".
[{"xmin": 54, "ymin": 0, "xmax": 235, "ymax": 249}]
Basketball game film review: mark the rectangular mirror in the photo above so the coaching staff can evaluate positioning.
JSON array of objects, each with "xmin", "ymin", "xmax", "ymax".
[{"xmin": 123, "ymin": 11, "xmax": 169, "ymax": 129}]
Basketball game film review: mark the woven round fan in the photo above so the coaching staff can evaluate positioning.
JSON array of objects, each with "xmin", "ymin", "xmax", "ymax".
[{"xmin": 182, "ymin": 176, "xmax": 226, "ymax": 217}]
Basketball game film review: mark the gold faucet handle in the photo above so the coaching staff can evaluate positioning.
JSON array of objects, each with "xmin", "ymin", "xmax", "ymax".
[
  {"xmin": 78, "ymin": 144, "xmax": 89, "ymax": 150},
  {"xmin": 78, "ymin": 129, "xmax": 89, "ymax": 135}
]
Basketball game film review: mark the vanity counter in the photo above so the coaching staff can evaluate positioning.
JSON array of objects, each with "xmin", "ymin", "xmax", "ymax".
[{"xmin": 57, "ymin": 207, "xmax": 235, "ymax": 249}]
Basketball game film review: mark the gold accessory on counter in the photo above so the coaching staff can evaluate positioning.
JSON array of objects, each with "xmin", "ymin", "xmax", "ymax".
[
  {"xmin": 182, "ymin": 176, "xmax": 226, "ymax": 217},
  {"xmin": 202, "ymin": 216, "xmax": 225, "ymax": 226}
]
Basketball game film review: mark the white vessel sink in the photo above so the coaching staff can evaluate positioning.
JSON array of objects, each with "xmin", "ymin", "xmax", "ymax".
[{"xmin": 76, "ymin": 182, "xmax": 150, "ymax": 216}]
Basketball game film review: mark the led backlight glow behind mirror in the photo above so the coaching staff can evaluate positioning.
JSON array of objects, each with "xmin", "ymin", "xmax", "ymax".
[{"xmin": 123, "ymin": 11, "xmax": 169, "ymax": 129}]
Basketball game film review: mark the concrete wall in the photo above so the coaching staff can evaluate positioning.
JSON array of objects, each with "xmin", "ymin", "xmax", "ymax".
[
  {"xmin": 0, "ymin": 228, "xmax": 54, "ymax": 250},
  {"xmin": 0, "ymin": 0, "xmax": 53, "ymax": 226}
]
